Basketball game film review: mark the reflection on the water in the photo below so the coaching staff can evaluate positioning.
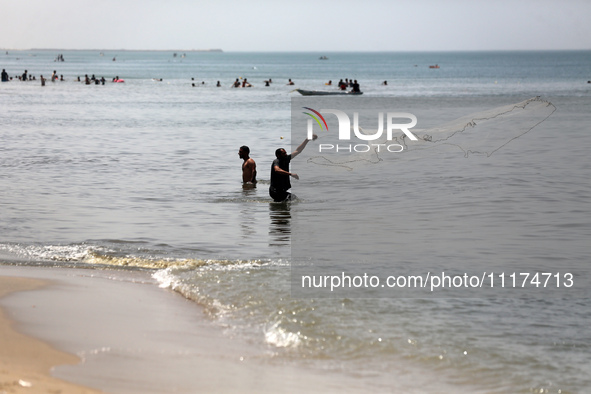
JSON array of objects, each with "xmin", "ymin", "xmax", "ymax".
[
  {"xmin": 239, "ymin": 186, "xmax": 258, "ymax": 240},
  {"xmin": 241, "ymin": 183, "xmax": 256, "ymax": 191},
  {"xmin": 269, "ymin": 202, "xmax": 291, "ymax": 247}
]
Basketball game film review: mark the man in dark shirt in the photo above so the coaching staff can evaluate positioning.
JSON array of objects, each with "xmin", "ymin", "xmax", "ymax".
[{"xmin": 269, "ymin": 134, "xmax": 318, "ymax": 202}]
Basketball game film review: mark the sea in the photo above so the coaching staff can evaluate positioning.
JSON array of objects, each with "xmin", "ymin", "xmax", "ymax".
[{"xmin": 1, "ymin": 50, "xmax": 590, "ymax": 393}]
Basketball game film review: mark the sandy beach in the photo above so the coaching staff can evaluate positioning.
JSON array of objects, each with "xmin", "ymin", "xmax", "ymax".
[
  {"xmin": 0, "ymin": 275, "xmax": 101, "ymax": 393},
  {"xmin": 0, "ymin": 265, "xmax": 367, "ymax": 394}
]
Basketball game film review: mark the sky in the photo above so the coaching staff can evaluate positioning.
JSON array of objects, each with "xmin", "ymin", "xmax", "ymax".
[{"xmin": 1, "ymin": 0, "xmax": 590, "ymax": 52}]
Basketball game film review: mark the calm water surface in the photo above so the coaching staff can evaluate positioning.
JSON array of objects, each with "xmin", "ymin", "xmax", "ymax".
[{"xmin": 1, "ymin": 50, "xmax": 590, "ymax": 392}]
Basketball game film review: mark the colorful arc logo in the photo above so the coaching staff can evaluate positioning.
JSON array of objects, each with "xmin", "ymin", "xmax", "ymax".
[{"xmin": 302, "ymin": 107, "xmax": 328, "ymax": 131}]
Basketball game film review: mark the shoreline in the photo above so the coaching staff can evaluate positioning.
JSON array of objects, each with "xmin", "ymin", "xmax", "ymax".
[{"xmin": 0, "ymin": 265, "xmax": 369, "ymax": 393}]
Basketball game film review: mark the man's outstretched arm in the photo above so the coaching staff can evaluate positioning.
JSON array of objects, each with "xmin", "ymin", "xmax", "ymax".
[{"xmin": 291, "ymin": 134, "xmax": 318, "ymax": 159}]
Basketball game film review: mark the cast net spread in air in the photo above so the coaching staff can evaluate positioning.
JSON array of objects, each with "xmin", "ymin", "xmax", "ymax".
[{"xmin": 302, "ymin": 97, "xmax": 556, "ymax": 171}]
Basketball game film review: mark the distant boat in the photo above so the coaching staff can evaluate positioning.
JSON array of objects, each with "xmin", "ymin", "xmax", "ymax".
[
  {"xmin": 429, "ymin": 64, "xmax": 440, "ymax": 69},
  {"xmin": 319, "ymin": 56, "xmax": 329, "ymax": 60},
  {"xmin": 295, "ymin": 89, "xmax": 362, "ymax": 96}
]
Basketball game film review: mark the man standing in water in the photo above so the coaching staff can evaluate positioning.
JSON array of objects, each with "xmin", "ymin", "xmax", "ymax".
[
  {"xmin": 239, "ymin": 145, "xmax": 257, "ymax": 186},
  {"xmin": 269, "ymin": 134, "xmax": 318, "ymax": 202}
]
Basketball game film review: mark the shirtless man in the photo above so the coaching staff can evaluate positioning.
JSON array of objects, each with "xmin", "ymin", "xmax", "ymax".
[{"xmin": 239, "ymin": 145, "xmax": 257, "ymax": 185}]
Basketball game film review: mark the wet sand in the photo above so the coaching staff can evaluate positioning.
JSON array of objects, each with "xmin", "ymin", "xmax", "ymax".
[{"xmin": 0, "ymin": 275, "xmax": 101, "ymax": 393}]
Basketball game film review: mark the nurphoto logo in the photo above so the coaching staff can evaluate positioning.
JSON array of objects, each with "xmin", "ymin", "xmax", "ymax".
[{"xmin": 302, "ymin": 107, "xmax": 418, "ymax": 153}]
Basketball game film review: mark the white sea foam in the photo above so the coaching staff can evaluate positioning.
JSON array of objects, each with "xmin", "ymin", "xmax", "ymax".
[{"xmin": 264, "ymin": 321, "xmax": 302, "ymax": 348}]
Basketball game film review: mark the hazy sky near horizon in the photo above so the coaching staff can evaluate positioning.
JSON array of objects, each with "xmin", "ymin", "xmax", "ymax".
[{"xmin": 1, "ymin": 0, "xmax": 590, "ymax": 52}]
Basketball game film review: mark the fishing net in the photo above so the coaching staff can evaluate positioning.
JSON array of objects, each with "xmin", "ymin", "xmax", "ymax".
[{"xmin": 294, "ymin": 96, "xmax": 556, "ymax": 171}]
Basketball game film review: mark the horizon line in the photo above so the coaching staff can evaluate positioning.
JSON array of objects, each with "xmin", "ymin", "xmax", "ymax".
[{"xmin": 2, "ymin": 48, "xmax": 590, "ymax": 53}]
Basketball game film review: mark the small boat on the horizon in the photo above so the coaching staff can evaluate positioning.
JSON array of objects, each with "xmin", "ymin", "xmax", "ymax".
[
  {"xmin": 295, "ymin": 89, "xmax": 363, "ymax": 96},
  {"xmin": 429, "ymin": 64, "xmax": 440, "ymax": 69}
]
